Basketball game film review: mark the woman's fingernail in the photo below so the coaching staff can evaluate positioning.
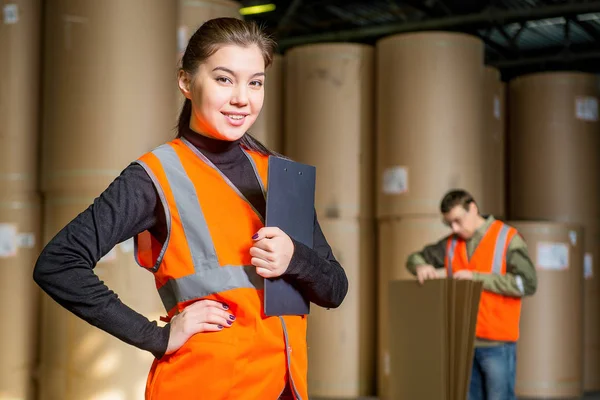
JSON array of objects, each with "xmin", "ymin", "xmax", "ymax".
[
  {"xmin": 252, "ymin": 233, "xmax": 258, "ymax": 240},
  {"xmin": 222, "ymin": 303, "xmax": 229, "ymax": 310},
  {"xmin": 229, "ymin": 315, "xmax": 236, "ymax": 321},
  {"xmin": 227, "ymin": 320, "xmax": 233, "ymax": 325},
  {"xmin": 218, "ymin": 325, "xmax": 223, "ymax": 329}
]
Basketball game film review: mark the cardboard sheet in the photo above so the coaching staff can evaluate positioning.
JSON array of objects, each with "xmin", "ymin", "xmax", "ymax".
[{"xmin": 388, "ymin": 279, "xmax": 483, "ymax": 400}]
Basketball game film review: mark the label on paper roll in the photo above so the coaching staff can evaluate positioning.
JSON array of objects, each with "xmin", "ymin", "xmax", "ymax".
[
  {"xmin": 3, "ymin": 4, "xmax": 19, "ymax": 24},
  {"xmin": 383, "ymin": 166, "xmax": 408, "ymax": 194},
  {"xmin": 493, "ymin": 95, "xmax": 501, "ymax": 120},
  {"xmin": 568, "ymin": 230, "xmax": 577, "ymax": 246},
  {"xmin": 384, "ymin": 351, "xmax": 390, "ymax": 376},
  {"xmin": 17, "ymin": 233, "xmax": 36, "ymax": 249},
  {"xmin": 0, "ymin": 224, "xmax": 18, "ymax": 258},
  {"xmin": 585, "ymin": 253, "xmax": 593, "ymax": 280},
  {"xmin": 575, "ymin": 96, "xmax": 599, "ymax": 121},
  {"xmin": 536, "ymin": 242, "xmax": 569, "ymax": 270},
  {"xmin": 178, "ymin": 26, "xmax": 189, "ymax": 54}
]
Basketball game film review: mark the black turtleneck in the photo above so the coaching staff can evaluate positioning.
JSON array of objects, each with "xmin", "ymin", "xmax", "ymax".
[
  {"xmin": 183, "ymin": 130, "xmax": 267, "ymax": 219},
  {"xmin": 33, "ymin": 129, "xmax": 348, "ymax": 359}
]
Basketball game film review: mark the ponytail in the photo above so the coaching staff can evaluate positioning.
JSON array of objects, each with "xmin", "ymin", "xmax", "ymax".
[{"xmin": 176, "ymin": 98, "xmax": 192, "ymax": 138}]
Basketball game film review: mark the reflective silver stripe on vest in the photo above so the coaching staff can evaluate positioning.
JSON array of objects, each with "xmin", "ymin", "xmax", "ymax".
[
  {"xmin": 446, "ymin": 237, "xmax": 458, "ymax": 277},
  {"xmin": 149, "ymin": 143, "xmax": 263, "ymax": 311},
  {"xmin": 446, "ymin": 224, "xmax": 512, "ymax": 275},
  {"xmin": 153, "ymin": 144, "xmax": 220, "ymax": 270},
  {"xmin": 158, "ymin": 266, "xmax": 264, "ymax": 312},
  {"xmin": 491, "ymin": 224, "xmax": 511, "ymax": 275},
  {"xmin": 243, "ymin": 150, "xmax": 267, "ymax": 199},
  {"xmin": 279, "ymin": 317, "xmax": 303, "ymax": 400},
  {"xmin": 134, "ymin": 159, "xmax": 172, "ymax": 272}
]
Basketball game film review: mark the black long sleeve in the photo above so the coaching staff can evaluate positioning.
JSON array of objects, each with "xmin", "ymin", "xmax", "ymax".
[
  {"xmin": 34, "ymin": 131, "xmax": 348, "ymax": 359},
  {"xmin": 284, "ymin": 221, "xmax": 349, "ymax": 309},
  {"xmin": 33, "ymin": 165, "xmax": 171, "ymax": 358}
]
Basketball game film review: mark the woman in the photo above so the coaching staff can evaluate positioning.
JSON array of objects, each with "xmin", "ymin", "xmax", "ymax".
[{"xmin": 33, "ymin": 17, "xmax": 348, "ymax": 400}]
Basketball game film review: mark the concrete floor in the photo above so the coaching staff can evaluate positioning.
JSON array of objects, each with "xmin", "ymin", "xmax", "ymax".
[
  {"xmin": 312, "ymin": 393, "xmax": 600, "ymax": 399},
  {"xmin": 520, "ymin": 394, "xmax": 600, "ymax": 400},
  {"xmin": 517, "ymin": 395, "xmax": 600, "ymax": 400}
]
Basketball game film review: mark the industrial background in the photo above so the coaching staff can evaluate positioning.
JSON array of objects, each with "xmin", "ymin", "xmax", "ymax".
[{"xmin": 1, "ymin": 0, "xmax": 599, "ymax": 399}]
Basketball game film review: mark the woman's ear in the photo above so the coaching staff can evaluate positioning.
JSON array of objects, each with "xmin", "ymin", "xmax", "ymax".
[{"xmin": 178, "ymin": 70, "xmax": 192, "ymax": 99}]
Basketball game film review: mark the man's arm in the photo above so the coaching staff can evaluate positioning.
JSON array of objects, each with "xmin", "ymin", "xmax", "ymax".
[
  {"xmin": 473, "ymin": 234, "xmax": 538, "ymax": 297},
  {"xmin": 406, "ymin": 237, "xmax": 449, "ymax": 275}
]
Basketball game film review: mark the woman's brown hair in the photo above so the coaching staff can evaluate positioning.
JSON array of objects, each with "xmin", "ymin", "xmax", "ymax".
[{"xmin": 177, "ymin": 17, "xmax": 278, "ymax": 156}]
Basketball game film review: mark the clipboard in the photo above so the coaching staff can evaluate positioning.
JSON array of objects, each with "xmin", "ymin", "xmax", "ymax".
[{"xmin": 263, "ymin": 155, "xmax": 316, "ymax": 316}]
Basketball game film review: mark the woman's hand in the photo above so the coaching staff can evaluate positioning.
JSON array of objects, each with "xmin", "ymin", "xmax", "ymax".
[
  {"xmin": 250, "ymin": 227, "xmax": 294, "ymax": 279},
  {"xmin": 166, "ymin": 299, "xmax": 235, "ymax": 355}
]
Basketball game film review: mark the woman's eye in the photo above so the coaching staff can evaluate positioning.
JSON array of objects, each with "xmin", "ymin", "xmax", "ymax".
[
  {"xmin": 216, "ymin": 76, "xmax": 232, "ymax": 84},
  {"xmin": 250, "ymin": 80, "xmax": 263, "ymax": 87}
]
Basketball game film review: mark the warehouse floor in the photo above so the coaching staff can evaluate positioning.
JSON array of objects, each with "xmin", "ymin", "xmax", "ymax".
[{"xmin": 312, "ymin": 393, "xmax": 600, "ymax": 399}]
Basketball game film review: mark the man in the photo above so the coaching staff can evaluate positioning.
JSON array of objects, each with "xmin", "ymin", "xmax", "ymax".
[{"xmin": 406, "ymin": 189, "xmax": 537, "ymax": 400}]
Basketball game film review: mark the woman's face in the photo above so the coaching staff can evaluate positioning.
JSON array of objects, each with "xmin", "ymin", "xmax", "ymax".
[{"xmin": 179, "ymin": 44, "xmax": 265, "ymax": 141}]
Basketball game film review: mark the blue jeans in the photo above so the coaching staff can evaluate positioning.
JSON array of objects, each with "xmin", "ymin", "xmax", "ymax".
[{"xmin": 468, "ymin": 342, "xmax": 517, "ymax": 400}]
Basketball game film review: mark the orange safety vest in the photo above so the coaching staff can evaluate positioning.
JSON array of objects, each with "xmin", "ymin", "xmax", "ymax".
[
  {"xmin": 444, "ymin": 220, "xmax": 521, "ymax": 342},
  {"xmin": 133, "ymin": 137, "xmax": 308, "ymax": 400}
]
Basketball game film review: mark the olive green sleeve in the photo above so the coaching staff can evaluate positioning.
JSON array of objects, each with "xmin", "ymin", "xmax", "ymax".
[
  {"xmin": 473, "ymin": 234, "xmax": 538, "ymax": 297},
  {"xmin": 405, "ymin": 236, "xmax": 449, "ymax": 276}
]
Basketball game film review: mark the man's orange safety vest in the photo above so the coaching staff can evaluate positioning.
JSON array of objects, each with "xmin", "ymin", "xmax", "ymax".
[
  {"xmin": 133, "ymin": 138, "xmax": 308, "ymax": 400},
  {"xmin": 444, "ymin": 220, "xmax": 522, "ymax": 342}
]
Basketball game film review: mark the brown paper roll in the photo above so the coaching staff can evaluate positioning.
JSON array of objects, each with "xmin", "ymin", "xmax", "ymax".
[
  {"xmin": 176, "ymin": 0, "xmax": 241, "ymax": 108},
  {"xmin": 508, "ymin": 72, "xmax": 600, "ymax": 226},
  {"xmin": 177, "ymin": 0, "xmax": 240, "ymax": 56},
  {"xmin": 377, "ymin": 216, "xmax": 451, "ymax": 399},
  {"xmin": 509, "ymin": 221, "xmax": 584, "ymax": 399},
  {"xmin": 250, "ymin": 54, "xmax": 284, "ymax": 153},
  {"xmin": 480, "ymin": 66, "xmax": 506, "ymax": 219},
  {"xmin": 41, "ymin": 0, "xmax": 178, "ymax": 194},
  {"xmin": 0, "ymin": 193, "xmax": 41, "ymax": 400},
  {"xmin": 376, "ymin": 31, "xmax": 485, "ymax": 219},
  {"xmin": 306, "ymin": 218, "xmax": 376, "ymax": 398},
  {"xmin": 508, "ymin": 72, "xmax": 600, "ymax": 392},
  {"xmin": 38, "ymin": 194, "xmax": 165, "ymax": 400},
  {"xmin": 0, "ymin": 0, "xmax": 41, "ymax": 193},
  {"xmin": 284, "ymin": 43, "xmax": 375, "ymax": 219},
  {"xmin": 584, "ymin": 224, "xmax": 600, "ymax": 391}
]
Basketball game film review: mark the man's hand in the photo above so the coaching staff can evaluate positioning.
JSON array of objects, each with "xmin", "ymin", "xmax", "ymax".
[
  {"xmin": 452, "ymin": 270, "xmax": 474, "ymax": 280},
  {"xmin": 415, "ymin": 264, "xmax": 439, "ymax": 284}
]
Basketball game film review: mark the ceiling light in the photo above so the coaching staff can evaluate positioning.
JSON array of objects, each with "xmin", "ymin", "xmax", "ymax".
[{"xmin": 239, "ymin": 4, "xmax": 276, "ymax": 16}]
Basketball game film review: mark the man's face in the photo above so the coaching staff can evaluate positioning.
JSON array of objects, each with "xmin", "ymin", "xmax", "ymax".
[{"xmin": 443, "ymin": 203, "xmax": 479, "ymax": 240}]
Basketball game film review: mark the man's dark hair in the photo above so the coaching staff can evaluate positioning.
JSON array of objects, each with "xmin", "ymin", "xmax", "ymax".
[{"xmin": 440, "ymin": 189, "xmax": 476, "ymax": 213}]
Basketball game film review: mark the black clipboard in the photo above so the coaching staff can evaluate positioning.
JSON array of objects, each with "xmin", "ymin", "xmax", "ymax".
[{"xmin": 263, "ymin": 156, "xmax": 315, "ymax": 316}]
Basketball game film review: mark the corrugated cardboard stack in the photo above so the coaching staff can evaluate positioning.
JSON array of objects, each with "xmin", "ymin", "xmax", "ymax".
[
  {"xmin": 375, "ymin": 31, "xmax": 486, "ymax": 399},
  {"xmin": 284, "ymin": 43, "xmax": 376, "ymax": 399},
  {"xmin": 38, "ymin": 1, "xmax": 177, "ymax": 399},
  {"xmin": 0, "ymin": 1, "xmax": 42, "ymax": 399},
  {"xmin": 508, "ymin": 72, "xmax": 600, "ymax": 397},
  {"xmin": 388, "ymin": 279, "xmax": 483, "ymax": 400}
]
